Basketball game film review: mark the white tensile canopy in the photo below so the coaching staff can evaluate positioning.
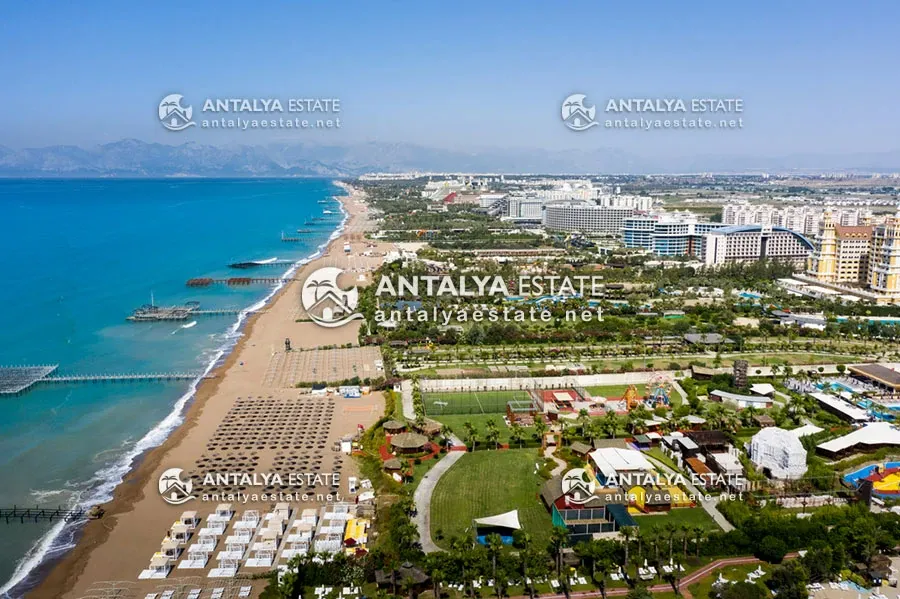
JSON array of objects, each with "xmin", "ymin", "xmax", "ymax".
[{"xmin": 474, "ymin": 510, "xmax": 521, "ymax": 530}]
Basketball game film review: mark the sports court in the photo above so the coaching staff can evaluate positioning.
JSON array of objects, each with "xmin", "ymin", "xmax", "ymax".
[{"xmin": 421, "ymin": 389, "xmax": 533, "ymax": 415}]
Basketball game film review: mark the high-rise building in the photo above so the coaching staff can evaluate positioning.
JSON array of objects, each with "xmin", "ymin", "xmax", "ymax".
[
  {"xmin": 703, "ymin": 225, "xmax": 814, "ymax": 266},
  {"xmin": 868, "ymin": 212, "xmax": 900, "ymax": 301},
  {"xmin": 807, "ymin": 209, "xmax": 872, "ymax": 284},
  {"xmin": 622, "ymin": 214, "xmax": 726, "ymax": 257},
  {"xmin": 542, "ymin": 201, "xmax": 634, "ymax": 234}
]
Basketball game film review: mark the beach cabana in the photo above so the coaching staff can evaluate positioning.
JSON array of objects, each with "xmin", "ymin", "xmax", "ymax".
[
  {"xmin": 383, "ymin": 420, "xmax": 406, "ymax": 434},
  {"xmin": 299, "ymin": 508, "xmax": 318, "ymax": 525},
  {"xmin": 390, "ymin": 432, "xmax": 429, "ymax": 454},
  {"xmin": 161, "ymin": 538, "xmax": 184, "ymax": 560},
  {"xmin": 139, "ymin": 554, "xmax": 173, "ymax": 580},
  {"xmin": 234, "ymin": 510, "xmax": 260, "ymax": 531},
  {"xmin": 473, "ymin": 510, "xmax": 521, "ymax": 545},
  {"xmin": 177, "ymin": 544, "xmax": 211, "ymax": 569},
  {"xmin": 271, "ymin": 502, "xmax": 292, "ymax": 521},
  {"xmin": 209, "ymin": 555, "xmax": 239, "ymax": 578},
  {"xmin": 209, "ymin": 503, "xmax": 234, "ymax": 523},
  {"xmin": 180, "ymin": 511, "xmax": 200, "ymax": 529},
  {"xmin": 383, "ymin": 458, "xmax": 404, "ymax": 472},
  {"xmin": 246, "ymin": 540, "xmax": 277, "ymax": 568},
  {"xmin": 169, "ymin": 522, "xmax": 192, "ymax": 544}
]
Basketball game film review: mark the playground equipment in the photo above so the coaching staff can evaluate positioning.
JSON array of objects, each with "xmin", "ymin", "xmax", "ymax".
[
  {"xmin": 645, "ymin": 374, "xmax": 673, "ymax": 408},
  {"xmin": 623, "ymin": 385, "xmax": 642, "ymax": 410}
]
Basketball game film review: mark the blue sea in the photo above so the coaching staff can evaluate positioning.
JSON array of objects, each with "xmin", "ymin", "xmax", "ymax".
[{"xmin": 0, "ymin": 178, "xmax": 344, "ymax": 597}]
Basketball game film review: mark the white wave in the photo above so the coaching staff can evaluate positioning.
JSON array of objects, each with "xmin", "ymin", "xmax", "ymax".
[{"xmin": 0, "ymin": 190, "xmax": 350, "ymax": 599}]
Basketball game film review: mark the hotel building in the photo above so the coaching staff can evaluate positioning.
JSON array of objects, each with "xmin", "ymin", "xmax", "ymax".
[
  {"xmin": 543, "ymin": 201, "xmax": 635, "ymax": 235},
  {"xmin": 623, "ymin": 214, "xmax": 727, "ymax": 257},
  {"xmin": 807, "ymin": 208, "xmax": 900, "ymax": 302},
  {"xmin": 703, "ymin": 225, "xmax": 815, "ymax": 266}
]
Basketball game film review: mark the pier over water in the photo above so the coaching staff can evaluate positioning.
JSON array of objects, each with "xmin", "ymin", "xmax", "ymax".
[{"xmin": 0, "ymin": 366, "xmax": 206, "ymax": 396}]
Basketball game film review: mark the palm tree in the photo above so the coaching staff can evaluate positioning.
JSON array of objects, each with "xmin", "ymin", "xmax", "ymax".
[
  {"xmin": 549, "ymin": 526, "xmax": 569, "ymax": 577},
  {"xmin": 510, "ymin": 423, "xmax": 525, "ymax": 449},
  {"xmin": 578, "ymin": 408, "xmax": 591, "ymax": 436},
  {"xmin": 595, "ymin": 558, "xmax": 613, "ymax": 599},
  {"xmin": 533, "ymin": 418, "xmax": 548, "ymax": 445},
  {"xmin": 619, "ymin": 526, "xmax": 635, "ymax": 579},
  {"xmin": 663, "ymin": 522, "xmax": 676, "ymax": 561},
  {"xmin": 486, "ymin": 419, "xmax": 501, "ymax": 450},
  {"xmin": 440, "ymin": 424, "xmax": 454, "ymax": 448},
  {"xmin": 463, "ymin": 421, "xmax": 477, "ymax": 452},
  {"xmin": 486, "ymin": 533, "xmax": 503, "ymax": 586},
  {"xmin": 680, "ymin": 524, "xmax": 690, "ymax": 558}
]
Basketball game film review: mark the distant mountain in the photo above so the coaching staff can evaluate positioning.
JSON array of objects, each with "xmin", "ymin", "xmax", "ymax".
[{"xmin": 0, "ymin": 139, "xmax": 898, "ymax": 176}]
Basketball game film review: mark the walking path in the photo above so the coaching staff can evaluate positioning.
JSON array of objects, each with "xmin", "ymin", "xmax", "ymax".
[
  {"xmin": 413, "ymin": 450, "xmax": 465, "ymax": 553},
  {"xmin": 544, "ymin": 445, "xmax": 567, "ymax": 477},
  {"xmin": 644, "ymin": 454, "xmax": 734, "ymax": 532}
]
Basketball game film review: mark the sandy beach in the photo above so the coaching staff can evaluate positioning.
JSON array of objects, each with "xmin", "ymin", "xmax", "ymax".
[{"xmin": 29, "ymin": 182, "xmax": 389, "ymax": 599}]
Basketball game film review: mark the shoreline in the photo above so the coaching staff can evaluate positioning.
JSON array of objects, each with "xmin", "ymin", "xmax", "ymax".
[{"xmin": 19, "ymin": 180, "xmax": 360, "ymax": 599}]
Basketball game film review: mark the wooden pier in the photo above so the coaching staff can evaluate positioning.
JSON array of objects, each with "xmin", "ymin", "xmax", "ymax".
[
  {"xmin": 0, "ymin": 366, "xmax": 207, "ymax": 395},
  {"xmin": 228, "ymin": 259, "xmax": 294, "ymax": 269},
  {"xmin": 186, "ymin": 277, "xmax": 287, "ymax": 287},
  {"xmin": 44, "ymin": 372, "xmax": 203, "ymax": 384},
  {"xmin": 0, "ymin": 365, "xmax": 58, "ymax": 394},
  {"xmin": 0, "ymin": 505, "xmax": 96, "ymax": 524}
]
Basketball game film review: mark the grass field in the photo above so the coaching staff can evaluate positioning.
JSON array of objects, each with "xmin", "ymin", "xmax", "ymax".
[
  {"xmin": 422, "ymin": 389, "xmax": 532, "ymax": 416},
  {"xmin": 687, "ymin": 563, "xmax": 769, "ymax": 599},
  {"xmin": 633, "ymin": 506, "xmax": 720, "ymax": 532},
  {"xmin": 433, "ymin": 414, "xmax": 536, "ymax": 447},
  {"xmin": 585, "ymin": 384, "xmax": 647, "ymax": 399},
  {"xmin": 430, "ymin": 449, "xmax": 552, "ymax": 548}
]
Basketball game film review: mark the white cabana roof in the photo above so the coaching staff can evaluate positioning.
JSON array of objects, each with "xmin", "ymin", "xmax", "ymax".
[
  {"xmin": 818, "ymin": 422, "xmax": 900, "ymax": 454},
  {"xmin": 790, "ymin": 424, "xmax": 824, "ymax": 438},
  {"xmin": 750, "ymin": 383, "xmax": 776, "ymax": 396},
  {"xmin": 473, "ymin": 510, "xmax": 521, "ymax": 530},
  {"xmin": 589, "ymin": 447, "xmax": 653, "ymax": 480}
]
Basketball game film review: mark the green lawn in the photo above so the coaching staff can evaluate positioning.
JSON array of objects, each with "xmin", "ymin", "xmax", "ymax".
[
  {"xmin": 434, "ymin": 414, "xmax": 540, "ymax": 447},
  {"xmin": 585, "ymin": 384, "xmax": 647, "ymax": 399},
  {"xmin": 687, "ymin": 563, "xmax": 771, "ymax": 599},
  {"xmin": 430, "ymin": 449, "xmax": 552, "ymax": 548},
  {"xmin": 633, "ymin": 506, "xmax": 720, "ymax": 532}
]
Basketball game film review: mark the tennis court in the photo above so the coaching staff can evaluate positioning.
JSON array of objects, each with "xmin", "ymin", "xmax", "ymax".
[{"xmin": 422, "ymin": 389, "xmax": 533, "ymax": 415}]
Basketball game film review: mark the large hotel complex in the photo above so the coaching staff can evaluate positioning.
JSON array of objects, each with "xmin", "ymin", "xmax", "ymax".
[
  {"xmin": 807, "ymin": 209, "xmax": 900, "ymax": 301},
  {"xmin": 459, "ymin": 180, "xmax": 900, "ymax": 301}
]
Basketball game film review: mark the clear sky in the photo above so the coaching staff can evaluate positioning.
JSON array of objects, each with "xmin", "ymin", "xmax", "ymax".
[{"xmin": 1, "ymin": 0, "xmax": 898, "ymax": 160}]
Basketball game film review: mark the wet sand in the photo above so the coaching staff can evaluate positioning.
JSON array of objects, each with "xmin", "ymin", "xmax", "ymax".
[{"xmin": 28, "ymin": 183, "xmax": 388, "ymax": 599}]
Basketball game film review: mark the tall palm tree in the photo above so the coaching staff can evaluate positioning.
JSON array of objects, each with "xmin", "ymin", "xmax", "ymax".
[
  {"xmin": 486, "ymin": 533, "xmax": 503, "ymax": 585},
  {"xmin": 549, "ymin": 526, "xmax": 569, "ymax": 577},
  {"xmin": 463, "ymin": 421, "xmax": 477, "ymax": 452},
  {"xmin": 619, "ymin": 526, "xmax": 635, "ymax": 578}
]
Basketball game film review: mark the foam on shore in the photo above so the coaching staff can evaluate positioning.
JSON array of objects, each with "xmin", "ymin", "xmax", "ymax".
[{"xmin": 0, "ymin": 182, "xmax": 352, "ymax": 599}]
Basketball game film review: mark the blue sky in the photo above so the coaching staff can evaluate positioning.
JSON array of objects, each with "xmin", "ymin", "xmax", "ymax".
[{"xmin": 1, "ymin": 0, "xmax": 898, "ymax": 159}]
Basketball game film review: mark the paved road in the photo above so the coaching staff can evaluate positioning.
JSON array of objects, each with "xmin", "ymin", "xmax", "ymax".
[{"xmin": 413, "ymin": 450, "xmax": 465, "ymax": 553}]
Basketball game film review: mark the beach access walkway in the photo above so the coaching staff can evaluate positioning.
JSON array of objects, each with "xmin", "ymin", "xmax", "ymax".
[{"xmin": 413, "ymin": 450, "xmax": 465, "ymax": 553}]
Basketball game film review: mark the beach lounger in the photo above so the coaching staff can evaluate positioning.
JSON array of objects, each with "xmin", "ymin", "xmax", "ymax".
[{"xmin": 239, "ymin": 587, "xmax": 252, "ymax": 597}]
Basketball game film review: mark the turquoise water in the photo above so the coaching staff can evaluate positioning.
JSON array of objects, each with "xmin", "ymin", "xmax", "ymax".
[{"xmin": 0, "ymin": 179, "xmax": 344, "ymax": 597}]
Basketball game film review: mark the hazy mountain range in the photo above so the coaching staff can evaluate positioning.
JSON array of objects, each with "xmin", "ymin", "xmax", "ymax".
[{"xmin": 1, "ymin": 139, "xmax": 899, "ymax": 176}]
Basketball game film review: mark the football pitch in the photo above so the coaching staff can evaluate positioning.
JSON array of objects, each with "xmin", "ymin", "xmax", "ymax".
[{"xmin": 422, "ymin": 389, "xmax": 532, "ymax": 415}]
